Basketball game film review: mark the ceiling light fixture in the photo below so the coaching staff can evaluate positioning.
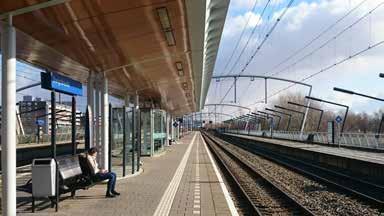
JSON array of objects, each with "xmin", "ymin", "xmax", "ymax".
[
  {"xmin": 175, "ymin": 62, "xmax": 184, "ymax": 76},
  {"xmin": 156, "ymin": 7, "xmax": 176, "ymax": 46},
  {"xmin": 178, "ymin": 70, "xmax": 184, "ymax": 77},
  {"xmin": 164, "ymin": 30, "xmax": 175, "ymax": 46},
  {"xmin": 175, "ymin": 62, "xmax": 183, "ymax": 70},
  {"xmin": 182, "ymin": 82, "xmax": 188, "ymax": 90}
]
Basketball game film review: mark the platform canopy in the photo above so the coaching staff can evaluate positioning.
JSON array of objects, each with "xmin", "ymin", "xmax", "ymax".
[{"xmin": 0, "ymin": 0, "xmax": 229, "ymax": 115}]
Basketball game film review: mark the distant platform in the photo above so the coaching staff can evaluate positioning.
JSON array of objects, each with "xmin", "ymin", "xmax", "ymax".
[{"xmin": 225, "ymin": 133, "xmax": 384, "ymax": 165}]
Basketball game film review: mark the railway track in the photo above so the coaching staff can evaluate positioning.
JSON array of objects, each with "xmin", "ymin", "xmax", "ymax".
[
  {"xmin": 219, "ymin": 133, "xmax": 384, "ymax": 208},
  {"xmin": 202, "ymin": 131, "xmax": 314, "ymax": 216}
]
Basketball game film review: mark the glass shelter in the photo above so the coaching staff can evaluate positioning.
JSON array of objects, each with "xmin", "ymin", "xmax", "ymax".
[
  {"xmin": 140, "ymin": 109, "xmax": 167, "ymax": 156},
  {"xmin": 110, "ymin": 106, "xmax": 140, "ymax": 177}
]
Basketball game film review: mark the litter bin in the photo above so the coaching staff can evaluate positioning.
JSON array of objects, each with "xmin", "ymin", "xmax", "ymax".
[{"xmin": 32, "ymin": 158, "xmax": 56, "ymax": 197}]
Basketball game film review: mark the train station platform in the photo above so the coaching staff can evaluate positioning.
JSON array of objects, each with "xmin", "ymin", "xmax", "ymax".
[
  {"xmin": 224, "ymin": 133, "xmax": 384, "ymax": 164},
  {"xmin": 15, "ymin": 132, "xmax": 237, "ymax": 215},
  {"xmin": 222, "ymin": 133, "xmax": 384, "ymax": 181}
]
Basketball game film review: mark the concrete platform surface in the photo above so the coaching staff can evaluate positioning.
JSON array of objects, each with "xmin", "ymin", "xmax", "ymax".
[
  {"xmin": 14, "ymin": 132, "xmax": 237, "ymax": 216},
  {"xmin": 226, "ymin": 133, "xmax": 384, "ymax": 165}
]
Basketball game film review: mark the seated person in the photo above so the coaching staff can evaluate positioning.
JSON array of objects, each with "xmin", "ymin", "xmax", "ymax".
[{"xmin": 87, "ymin": 147, "xmax": 120, "ymax": 198}]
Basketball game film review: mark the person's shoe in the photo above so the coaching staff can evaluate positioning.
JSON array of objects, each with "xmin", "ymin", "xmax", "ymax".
[
  {"xmin": 106, "ymin": 193, "xmax": 116, "ymax": 198},
  {"xmin": 111, "ymin": 190, "xmax": 120, "ymax": 196}
]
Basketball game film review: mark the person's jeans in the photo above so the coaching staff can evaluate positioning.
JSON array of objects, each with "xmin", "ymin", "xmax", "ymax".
[{"xmin": 96, "ymin": 172, "xmax": 117, "ymax": 193}]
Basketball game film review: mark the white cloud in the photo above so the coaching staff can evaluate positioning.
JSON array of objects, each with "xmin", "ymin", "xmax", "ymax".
[
  {"xmin": 223, "ymin": 12, "xmax": 263, "ymax": 37},
  {"xmin": 210, "ymin": 0, "xmax": 384, "ymax": 114},
  {"xmin": 230, "ymin": 0, "xmax": 255, "ymax": 10}
]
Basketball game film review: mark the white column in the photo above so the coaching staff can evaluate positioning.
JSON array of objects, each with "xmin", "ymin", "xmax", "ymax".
[
  {"xmin": 166, "ymin": 113, "xmax": 170, "ymax": 146},
  {"xmin": 94, "ymin": 75, "xmax": 101, "ymax": 165},
  {"xmin": 101, "ymin": 74, "xmax": 109, "ymax": 170},
  {"xmin": 87, "ymin": 71, "xmax": 94, "ymax": 148},
  {"xmin": 171, "ymin": 116, "xmax": 174, "ymax": 140},
  {"xmin": 1, "ymin": 16, "xmax": 17, "ymax": 216},
  {"xmin": 124, "ymin": 94, "xmax": 131, "ymax": 106}
]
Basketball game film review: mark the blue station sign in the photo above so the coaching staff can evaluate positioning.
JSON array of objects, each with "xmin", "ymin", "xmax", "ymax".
[
  {"xmin": 41, "ymin": 72, "xmax": 83, "ymax": 96},
  {"xmin": 36, "ymin": 119, "xmax": 45, "ymax": 126}
]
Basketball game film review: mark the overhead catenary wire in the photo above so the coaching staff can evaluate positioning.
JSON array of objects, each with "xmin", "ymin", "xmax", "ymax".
[
  {"xmin": 219, "ymin": 0, "xmax": 296, "ymax": 104},
  {"xmin": 263, "ymin": 0, "xmax": 369, "ymax": 76},
  {"xmin": 246, "ymin": 39, "xmax": 384, "ymax": 107},
  {"xmin": 219, "ymin": 0, "xmax": 260, "ymax": 75},
  {"xmin": 269, "ymin": 1, "xmax": 384, "ymax": 77},
  {"xmin": 222, "ymin": 0, "xmax": 272, "ymax": 77}
]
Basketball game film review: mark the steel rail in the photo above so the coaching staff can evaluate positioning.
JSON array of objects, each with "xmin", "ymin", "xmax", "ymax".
[
  {"xmin": 202, "ymin": 132, "xmax": 314, "ymax": 215},
  {"xmin": 221, "ymin": 133, "xmax": 384, "ymax": 208}
]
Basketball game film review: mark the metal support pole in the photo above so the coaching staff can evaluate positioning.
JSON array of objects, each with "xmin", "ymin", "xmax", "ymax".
[
  {"xmin": 276, "ymin": 116, "xmax": 281, "ymax": 130},
  {"xmin": 131, "ymin": 108, "xmax": 135, "ymax": 174},
  {"xmin": 1, "ymin": 16, "xmax": 16, "ymax": 215},
  {"xmin": 135, "ymin": 93, "xmax": 141, "ymax": 172},
  {"xmin": 317, "ymin": 110, "xmax": 324, "ymax": 132},
  {"xmin": 287, "ymin": 115, "xmax": 291, "ymax": 131},
  {"xmin": 264, "ymin": 78, "xmax": 267, "ymax": 104},
  {"xmin": 71, "ymin": 96, "xmax": 76, "ymax": 155},
  {"xmin": 51, "ymin": 91, "xmax": 59, "ymax": 212},
  {"xmin": 234, "ymin": 77, "xmax": 237, "ymax": 103},
  {"xmin": 85, "ymin": 107, "xmax": 90, "ymax": 150},
  {"xmin": 300, "ymin": 87, "xmax": 312, "ymax": 137},
  {"xmin": 214, "ymin": 105, "xmax": 217, "ymax": 125},
  {"xmin": 377, "ymin": 114, "xmax": 384, "ymax": 137},
  {"xmin": 101, "ymin": 75, "xmax": 109, "ymax": 170},
  {"xmin": 192, "ymin": 113, "xmax": 194, "ymax": 131},
  {"xmin": 108, "ymin": 104, "xmax": 112, "ymax": 172},
  {"xmin": 341, "ymin": 107, "xmax": 349, "ymax": 134},
  {"xmin": 122, "ymin": 106, "xmax": 126, "ymax": 177}
]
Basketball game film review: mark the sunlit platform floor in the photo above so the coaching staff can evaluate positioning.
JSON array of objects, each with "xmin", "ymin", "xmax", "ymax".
[{"xmin": 14, "ymin": 131, "xmax": 235, "ymax": 216}]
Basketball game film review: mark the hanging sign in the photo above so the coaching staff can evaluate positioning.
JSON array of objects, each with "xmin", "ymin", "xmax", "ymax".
[{"xmin": 41, "ymin": 72, "xmax": 83, "ymax": 96}]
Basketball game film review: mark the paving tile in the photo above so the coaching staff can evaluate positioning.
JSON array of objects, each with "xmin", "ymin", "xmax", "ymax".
[{"xmin": 16, "ymin": 133, "xmax": 197, "ymax": 215}]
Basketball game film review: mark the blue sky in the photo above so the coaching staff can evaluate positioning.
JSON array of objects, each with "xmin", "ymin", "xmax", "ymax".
[
  {"xmin": 205, "ymin": 0, "xmax": 384, "ymax": 116},
  {"xmin": 1, "ymin": 0, "xmax": 383, "ymax": 116}
]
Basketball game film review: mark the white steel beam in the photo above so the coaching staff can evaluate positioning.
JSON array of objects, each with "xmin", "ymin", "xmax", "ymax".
[
  {"xmin": 95, "ymin": 78, "xmax": 100, "ymax": 164},
  {"xmin": 101, "ymin": 74, "xmax": 109, "ymax": 170},
  {"xmin": 87, "ymin": 71, "xmax": 94, "ymax": 148},
  {"xmin": 1, "ymin": 16, "xmax": 17, "ymax": 216}
]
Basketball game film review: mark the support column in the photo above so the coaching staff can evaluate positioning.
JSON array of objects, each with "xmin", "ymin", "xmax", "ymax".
[
  {"xmin": 87, "ymin": 71, "xmax": 94, "ymax": 148},
  {"xmin": 171, "ymin": 116, "xmax": 174, "ymax": 140},
  {"xmin": 1, "ymin": 16, "xmax": 17, "ymax": 216},
  {"xmin": 300, "ymin": 87, "xmax": 312, "ymax": 138},
  {"xmin": 95, "ymin": 78, "xmax": 100, "ymax": 161},
  {"xmin": 166, "ymin": 113, "xmax": 170, "ymax": 146},
  {"xmin": 101, "ymin": 74, "xmax": 109, "ymax": 170}
]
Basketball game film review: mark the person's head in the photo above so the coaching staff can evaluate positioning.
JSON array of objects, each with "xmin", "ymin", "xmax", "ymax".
[{"xmin": 88, "ymin": 147, "xmax": 98, "ymax": 156}]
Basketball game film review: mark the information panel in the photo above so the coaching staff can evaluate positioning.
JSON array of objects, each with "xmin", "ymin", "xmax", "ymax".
[{"xmin": 41, "ymin": 72, "xmax": 83, "ymax": 96}]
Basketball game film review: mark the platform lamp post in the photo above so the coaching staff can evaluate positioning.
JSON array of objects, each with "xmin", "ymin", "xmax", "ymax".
[
  {"xmin": 265, "ymin": 108, "xmax": 292, "ymax": 131},
  {"xmin": 274, "ymin": 106, "xmax": 305, "ymax": 132},
  {"xmin": 305, "ymin": 96, "xmax": 349, "ymax": 134},
  {"xmin": 258, "ymin": 111, "xmax": 281, "ymax": 130},
  {"xmin": 288, "ymin": 102, "xmax": 324, "ymax": 132},
  {"xmin": 333, "ymin": 87, "xmax": 384, "ymax": 136}
]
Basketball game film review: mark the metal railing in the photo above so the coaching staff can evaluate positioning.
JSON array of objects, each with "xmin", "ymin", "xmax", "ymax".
[
  {"xmin": 226, "ymin": 129, "xmax": 384, "ymax": 150},
  {"xmin": 16, "ymin": 128, "xmax": 85, "ymax": 145}
]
